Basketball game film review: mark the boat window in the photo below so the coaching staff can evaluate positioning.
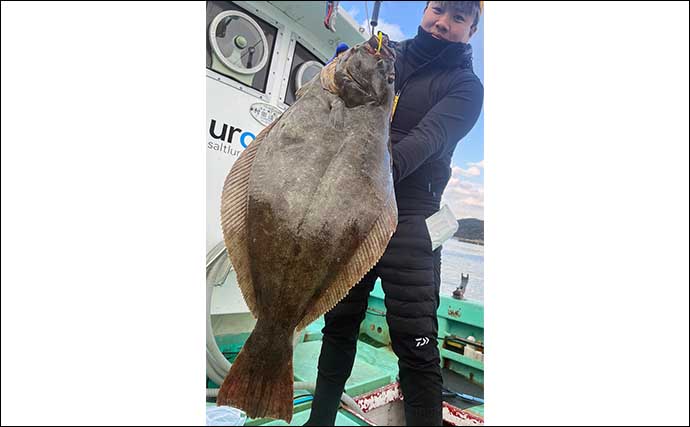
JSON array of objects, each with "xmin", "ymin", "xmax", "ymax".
[
  {"xmin": 284, "ymin": 43, "xmax": 325, "ymax": 106},
  {"xmin": 206, "ymin": 1, "xmax": 277, "ymax": 93}
]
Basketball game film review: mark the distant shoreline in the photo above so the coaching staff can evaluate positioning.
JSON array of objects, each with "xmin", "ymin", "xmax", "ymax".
[
  {"xmin": 454, "ymin": 218, "xmax": 483, "ymax": 246},
  {"xmin": 453, "ymin": 237, "xmax": 484, "ymax": 246}
]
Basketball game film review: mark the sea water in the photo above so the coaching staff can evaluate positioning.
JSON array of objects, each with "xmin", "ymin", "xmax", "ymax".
[{"xmin": 440, "ymin": 238, "xmax": 484, "ymax": 303}]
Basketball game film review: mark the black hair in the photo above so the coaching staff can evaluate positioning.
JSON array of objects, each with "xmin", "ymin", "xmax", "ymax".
[{"xmin": 426, "ymin": 1, "xmax": 481, "ymax": 28}]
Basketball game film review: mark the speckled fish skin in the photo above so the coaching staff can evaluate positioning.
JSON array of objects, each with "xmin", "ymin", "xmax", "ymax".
[{"xmin": 216, "ymin": 34, "xmax": 397, "ymax": 422}]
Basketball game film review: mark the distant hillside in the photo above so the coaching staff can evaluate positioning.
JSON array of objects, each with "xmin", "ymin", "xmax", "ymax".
[{"xmin": 454, "ymin": 218, "xmax": 484, "ymax": 245}]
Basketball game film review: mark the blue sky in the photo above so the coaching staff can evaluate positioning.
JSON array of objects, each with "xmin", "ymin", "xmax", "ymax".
[{"xmin": 341, "ymin": 1, "xmax": 484, "ymax": 219}]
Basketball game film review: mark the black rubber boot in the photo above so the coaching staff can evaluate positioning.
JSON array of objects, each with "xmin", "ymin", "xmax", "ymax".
[
  {"xmin": 303, "ymin": 335, "xmax": 354, "ymax": 425},
  {"xmin": 302, "ymin": 372, "xmax": 346, "ymax": 425},
  {"xmin": 305, "ymin": 272, "xmax": 376, "ymax": 425}
]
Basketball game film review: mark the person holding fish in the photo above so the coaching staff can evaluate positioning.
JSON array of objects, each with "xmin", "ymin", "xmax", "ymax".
[
  {"xmin": 216, "ymin": 1, "xmax": 482, "ymax": 425},
  {"xmin": 306, "ymin": 2, "xmax": 484, "ymax": 425}
]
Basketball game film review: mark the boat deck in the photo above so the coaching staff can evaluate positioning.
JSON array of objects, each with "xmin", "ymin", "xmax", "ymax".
[
  {"xmin": 209, "ymin": 280, "xmax": 484, "ymax": 425},
  {"xmin": 235, "ymin": 322, "xmax": 483, "ymax": 426}
]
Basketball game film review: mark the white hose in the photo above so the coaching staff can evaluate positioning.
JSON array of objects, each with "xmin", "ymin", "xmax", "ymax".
[
  {"xmin": 206, "ymin": 242, "xmax": 234, "ymax": 383},
  {"xmin": 205, "ymin": 242, "xmax": 366, "ymax": 417}
]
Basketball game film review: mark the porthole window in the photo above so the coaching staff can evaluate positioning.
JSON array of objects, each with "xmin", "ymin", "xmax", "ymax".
[
  {"xmin": 206, "ymin": 1, "xmax": 277, "ymax": 93},
  {"xmin": 209, "ymin": 11, "xmax": 268, "ymax": 74},
  {"xmin": 284, "ymin": 42, "xmax": 325, "ymax": 106},
  {"xmin": 295, "ymin": 61, "xmax": 323, "ymax": 92}
]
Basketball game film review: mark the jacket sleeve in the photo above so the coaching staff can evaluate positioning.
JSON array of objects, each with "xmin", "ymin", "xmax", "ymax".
[{"xmin": 392, "ymin": 75, "xmax": 484, "ymax": 183}]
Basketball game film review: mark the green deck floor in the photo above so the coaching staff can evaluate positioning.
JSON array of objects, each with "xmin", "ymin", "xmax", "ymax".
[
  {"xmin": 292, "ymin": 340, "xmax": 399, "ymax": 397},
  {"xmin": 210, "ymin": 278, "xmax": 484, "ymax": 425},
  {"xmin": 250, "ymin": 408, "xmax": 366, "ymax": 426},
  {"xmin": 239, "ymin": 339, "xmax": 399, "ymax": 426}
]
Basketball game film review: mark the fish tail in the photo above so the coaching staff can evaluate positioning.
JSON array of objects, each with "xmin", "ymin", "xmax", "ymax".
[{"xmin": 216, "ymin": 320, "xmax": 295, "ymax": 422}]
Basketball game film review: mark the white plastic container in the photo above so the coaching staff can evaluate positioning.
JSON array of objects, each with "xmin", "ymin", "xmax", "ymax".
[
  {"xmin": 206, "ymin": 406, "xmax": 247, "ymax": 426},
  {"xmin": 425, "ymin": 204, "xmax": 460, "ymax": 251}
]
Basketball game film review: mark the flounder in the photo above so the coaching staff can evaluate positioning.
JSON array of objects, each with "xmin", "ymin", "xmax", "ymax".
[{"xmin": 216, "ymin": 34, "xmax": 397, "ymax": 422}]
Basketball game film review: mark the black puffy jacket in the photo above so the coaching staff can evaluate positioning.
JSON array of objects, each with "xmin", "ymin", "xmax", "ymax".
[{"xmin": 390, "ymin": 34, "xmax": 484, "ymax": 217}]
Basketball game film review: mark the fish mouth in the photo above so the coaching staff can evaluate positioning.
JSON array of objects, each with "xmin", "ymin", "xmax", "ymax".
[{"xmin": 362, "ymin": 41, "xmax": 395, "ymax": 61}]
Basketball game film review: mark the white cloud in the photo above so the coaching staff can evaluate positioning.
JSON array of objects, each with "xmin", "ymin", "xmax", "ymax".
[
  {"xmin": 441, "ymin": 169, "xmax": 484, "ymax": 219},
  {"xmin": 468, "ymin": 160, "xmax": 484, "ymax": 169},
  {"xmin": 456, "ymin": 188, "xmax": 472, "ymax": 196},
  {"xmin": 358, "ymin": 17, "xmax": 408, "ymax": 41},
  {"xmin": 344, "ymin": 7, "xmax": 409, "ymax": 42},
  {"xmin": 462, "ymin": 197, "xmax": 484, "ymax": 208},
  {"xmin": 459, "ymin": 180, "xmax": 475, "ymax": 189},
  {"xmin": 452, "ymin": 165, "xmax": 481, "ymax": 178},
  {"xmin": 442, "ymin": 193, "xmax": 484, "ymax": 220}
]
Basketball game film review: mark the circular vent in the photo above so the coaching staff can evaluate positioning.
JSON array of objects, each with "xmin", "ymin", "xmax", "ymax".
[
  {"xmin": 294, "ymin": 60, "xmax": 324, "ymax": 93},
  {"xmin": 209, "ymin": 10, "xmax": 269, "ymax": 75}
]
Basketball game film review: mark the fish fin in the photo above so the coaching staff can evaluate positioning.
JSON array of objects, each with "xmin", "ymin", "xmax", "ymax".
[
  {"xmin": 296, "ymin": 193, "xmax": 398, "ymax": 331},
  {"xmin": 329, "ymin": 98, "xmax": 345, "ymax": 130},
  {"xmin": 216, "ymin": 321, "xmax": 294, "ymax": 422},
  {"xmin": 320, "ymin": 59, "xmax": 339, "ymax": 95},
  {"xmin": 220, "ymin": 120, "xmax": 277, "ymax": 318}
]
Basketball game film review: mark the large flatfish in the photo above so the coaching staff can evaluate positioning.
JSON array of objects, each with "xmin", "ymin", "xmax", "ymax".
[{"xmin": 216, "ymin": 34, "xmax": 397, "ymax": 422}]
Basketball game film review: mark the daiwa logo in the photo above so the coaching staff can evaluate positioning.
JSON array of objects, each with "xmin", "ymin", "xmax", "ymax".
[
  {"xmin": 415, "ymin": 337, "xmax": 430, "ymax": 347},
  {"xmin": 207, "ymin": 119, "xmax": 256, "ymax": 156}
]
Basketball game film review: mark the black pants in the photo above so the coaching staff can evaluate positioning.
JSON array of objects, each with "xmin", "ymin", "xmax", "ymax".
[{"xmin": 306, "ymin": 215, "xmax": 443, "ymax": 426}]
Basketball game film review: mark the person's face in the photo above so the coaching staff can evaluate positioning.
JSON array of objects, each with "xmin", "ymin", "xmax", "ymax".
[{"xmin": 421, "ymin": 2, "xmax": 478, "ymax": 43}]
